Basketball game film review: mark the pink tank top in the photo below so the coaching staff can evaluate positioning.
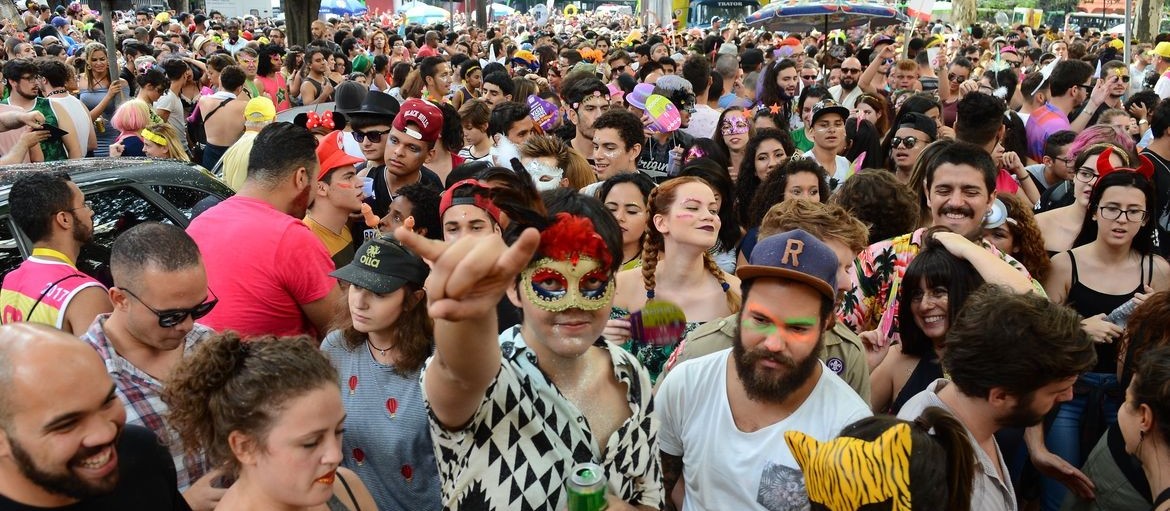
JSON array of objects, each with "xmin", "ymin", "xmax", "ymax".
[
  {"xmin": 0, "ymin": 249, "xmax": 104, "ymax": 329},
  {"xmin": 256, "ymin": 73, "xmax": 292, "ymax": 112}
]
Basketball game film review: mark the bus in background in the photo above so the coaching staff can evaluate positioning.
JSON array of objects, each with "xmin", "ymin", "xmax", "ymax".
[{"xmin": 674, "ymin": 0, "xmax": 761, "ymax": 29}]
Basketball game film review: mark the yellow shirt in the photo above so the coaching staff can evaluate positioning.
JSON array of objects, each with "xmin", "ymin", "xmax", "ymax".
[{"xmin": 304, "ymin": 215, "xmax": 355, "ymax": 268}]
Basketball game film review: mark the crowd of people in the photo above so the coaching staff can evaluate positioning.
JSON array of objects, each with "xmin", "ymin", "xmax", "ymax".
[{"xmin": 3, "ymin": 2, "xmax": 1170, "ymax": 511}]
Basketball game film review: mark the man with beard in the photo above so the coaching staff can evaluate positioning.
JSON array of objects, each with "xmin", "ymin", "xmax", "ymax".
[
  {"xmin": 839, "ymin": 141, "xmax": 1042, "ymax": 348},
  {"xmin": 2, "ymin": 60, "xmax": 81, "ymax": 161},
  {"xmin": 896, "ymin": 286, "xmax": 1096, "ymax": 511},
  {"xmin": 658, "ymin": 229, "xmax": 872, "ymax": 511},
  {"xmin": 829, "ymin": 57, "xmax": 863, "ymax": 109},
  {"xmin": 395, "ymin": 191, "xmax": 662, "ymax": 510},
  {"xmin": 0, "ymin": 172, "xmax": 111, "ymax": 336},
  {"xmin": 0, "ymin": 322, "xmax": 188, "ymax": 510},
  {"xmin": 79, "ymin": 223, "xmax": 224, "ymax": 511},
  {"xmin": 187, "ymin": 123, "xmax": 341, "ymax": 339}
]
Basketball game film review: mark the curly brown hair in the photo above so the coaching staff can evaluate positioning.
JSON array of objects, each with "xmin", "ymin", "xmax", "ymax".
[
  {"xmin": 758, "ymin": 200, "xmax": 869, "ymax": 256},
  {"xmin": 831, "ymin": 169, "xmax": 921, "ymax": 244},
  {"xmin": 335, "ymin": 283, "xmax": 433, "ymax": 374},
  {"xmin": 163, "ymin": 333, "xmax": 338, "ymax": 475},
  {"xmin": 746, "ymin": 157, "xmax": 830, "ymax": 229},
  {"xmin": 1121, "ymin": 291, "xmax": 1170, "ymax": 383},
  {"xmin": 995, "ymin": 192, "xmax": 1050, "ymax": 280}
]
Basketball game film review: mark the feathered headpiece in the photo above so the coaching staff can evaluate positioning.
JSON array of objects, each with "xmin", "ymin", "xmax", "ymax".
[{"xmin": 537, "ymin": 212, "xmax": 612, "ymax": 268}]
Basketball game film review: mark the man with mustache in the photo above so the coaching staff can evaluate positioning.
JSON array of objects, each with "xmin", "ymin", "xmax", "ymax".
[
  {"xmin": 839, "ymin": 140, "xmax": 1042, "ymax": 354},
  {"xmin": 896, "ymin": 286, "xmax": 1096, "ymax": 511},
  {"xmin": 658, "ymin": 229, "xmax": 872, "ymax": 511},
  {"xmin": 0, "ymin": 172, "xmax": 111, "ymax": 336},
  {"xmin": 187, "ymin": 123, "xmax": 341, "ymax": 340},
  {"xmin": 0, "ymin": 322, "xmax": 188, "ymax": 509},
  {"xmin": 828, "ymin": 57, "xmax": 863, "ymax": 109}
]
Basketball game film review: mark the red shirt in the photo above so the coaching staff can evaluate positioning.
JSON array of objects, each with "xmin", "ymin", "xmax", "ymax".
[
  {"xmin": 416, "ymin": 44, "xmax": 439, "ymax": 58},
  {"xmin": 186, "ymin": 196, "xmax": 336, "ymax": 338}
]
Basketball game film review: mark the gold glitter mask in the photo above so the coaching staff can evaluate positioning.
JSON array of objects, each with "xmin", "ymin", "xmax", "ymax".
[{"xmin": 520, "ymin": 256, "xmax": 615, "ymax": 312}]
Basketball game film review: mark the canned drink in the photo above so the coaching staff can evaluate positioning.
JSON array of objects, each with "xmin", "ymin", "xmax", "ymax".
[
  {"xmin": 94, "ymin": 117, "xmax": 106, "ymax": 134},
  {"xmin": 566, "ymin": 462, "xmax": 608, "ymax": 511}
]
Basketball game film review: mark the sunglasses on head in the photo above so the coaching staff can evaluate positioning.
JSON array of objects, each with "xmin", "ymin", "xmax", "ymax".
[
  {"xmin": 121, "ymin": 287, "xmax": 218, "ymax": 328},
  {"xmin": 353, "ymin": 128, "xmax": 392, "ymax": 143}
]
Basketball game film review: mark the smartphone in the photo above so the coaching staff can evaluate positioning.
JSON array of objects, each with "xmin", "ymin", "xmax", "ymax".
[{"xmin": 36, "ymin": 124, "xmax": 68, "ymax": 141}]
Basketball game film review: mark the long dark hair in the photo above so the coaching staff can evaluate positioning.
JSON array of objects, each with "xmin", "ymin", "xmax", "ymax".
[
  {"xmin": 834, "ymin": 407, "xmax": 975, "ymax": 511},
  {"xmin": 844, "ymin": 117, "xmax": 884, "ymax": 170},
  {"xmin": 897, "ymin": 227, "xmax": 986, "ymax": 358},
  {"xmin": 735, "ymin": 129, "xmax": 795, "ymax": 227},
  {"xmin": 1072, "ymin": 171, "xmax": 1158, "ymax": 255}
]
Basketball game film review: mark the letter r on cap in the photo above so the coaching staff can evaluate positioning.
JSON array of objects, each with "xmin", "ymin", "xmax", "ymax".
[{"xmin": 782, "ymin": 239, "xmax": 804, "ymax": 267}]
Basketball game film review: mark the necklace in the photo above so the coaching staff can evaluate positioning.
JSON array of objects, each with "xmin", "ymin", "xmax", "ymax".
[{"xmin": 367, "ymin": 339, "xmax": 394, "ymax": 358}]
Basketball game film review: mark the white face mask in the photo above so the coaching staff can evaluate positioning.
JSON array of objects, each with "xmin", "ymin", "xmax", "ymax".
[{"xmin": 526, "ymin": 159, "xmax": 564, "ymax": 191}]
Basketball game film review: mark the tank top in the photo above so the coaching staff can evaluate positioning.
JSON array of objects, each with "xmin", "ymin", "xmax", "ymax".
[
  {"xmin": 889, "ymin": 351, "xmax": 943, "ymax": 415},
  {"xmin": 255, "ymin": 73, "xmax": 291, "ymax": 111},
  {"xmin": 0, "ymin": 249, "xmax": 104, "ymax": 329},
  {"xmin": 326, "ymin": 470, "xmax": 361, "ymax": 511},
  {"xmin": 3, "ymin": 97, "xmax": 67, "ymax": 161},
  {"xmin": 1065, "ymin": 251, "xmax": 1152, "ymax": 374},
  {"xmin": 80, "ymin": 85, "xmax": 122, "ymax": 157}
]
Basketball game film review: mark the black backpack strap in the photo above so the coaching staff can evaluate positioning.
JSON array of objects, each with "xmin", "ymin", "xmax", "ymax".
[{"xmin": 202, "ymin": 97, "xmax": 234, "ymax": 123}]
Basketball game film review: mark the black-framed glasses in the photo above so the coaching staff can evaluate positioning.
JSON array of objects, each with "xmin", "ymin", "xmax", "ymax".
[
  {"xmin": 352, "ymin": 128, "xmax": 392, "ymax": 143},
  {"xmin": 121, "ymin": 287, "xmax": 218, "ymax": 328},
  {"xmin": 1098, "ymin": 205, "xmax": 1148, "ymax": 222},
  {"xmin": 1078, "ymin": 84, "xmax": 1094, "ymax": 93},
  {"xmin": 891, "ymin": 136, "xmax": 923, "ymax": 149},
  {"xmin": 1074, "ymin": 167, "xmax": 1100, "ymax": 183},
  {"xmin": 1053, "ymin": 156, "xmax": 1075, "ymax": 167}
]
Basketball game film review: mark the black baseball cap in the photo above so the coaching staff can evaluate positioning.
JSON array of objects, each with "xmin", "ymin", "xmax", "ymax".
[{"xmin": 330, "ymin": 237, "xmax": 428, "ymax": 294}]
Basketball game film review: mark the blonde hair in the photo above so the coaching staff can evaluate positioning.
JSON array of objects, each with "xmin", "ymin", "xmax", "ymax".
[
  {"xmin": 142, "ymin": 123, "xmax": 190, "ymax": 161},
  {"xmin": 519, "ymin": 135, "xmax": 597, "ymax": 190},
  {"xmin": 642, "ymin": 176, "xmax": 740, "ymax": 313}
]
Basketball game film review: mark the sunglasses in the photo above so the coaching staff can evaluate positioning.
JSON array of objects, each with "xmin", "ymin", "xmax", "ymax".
[
  {"xmin": 840, "ymin": 67, "xmax": 862, "ymax": 74},
  {"xmin": 801, "ymin": 74, "xmax": 818, "ymax": 80},
  {"xmin": 352, "ymin": 128, "xmax": 392, "ymax": 143},
  {"xmin": 1003, "ymin": 60, "xmax": 1021, "ymax": 68},
  {"xmin": 948, "ymin": 73, "xmax": 968, "ymax": 82},
  {"xmin": 121, "ymin": 287, "xmax": 218, "ymax": 328},
  {"xmin": 890, "ymin": 136, "xmax": 923, "ymax": 149}
]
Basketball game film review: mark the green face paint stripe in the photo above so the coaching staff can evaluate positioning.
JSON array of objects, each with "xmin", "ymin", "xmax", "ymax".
[{"xmin": 785, "ymin": 317, "xmax": 818, "ymax": 327}]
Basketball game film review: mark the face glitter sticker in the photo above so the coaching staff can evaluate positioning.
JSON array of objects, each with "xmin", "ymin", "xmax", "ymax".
[
  {"xmin": 721, "ymin": 116, "xmax": 751, "ymax": 136},
  {"xmin": 521, "ymin": 256, "xmax": 615, "ymax": 312}
]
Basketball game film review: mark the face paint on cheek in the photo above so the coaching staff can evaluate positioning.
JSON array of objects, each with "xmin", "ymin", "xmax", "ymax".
[{"xmin": 742, "ymin": 304, "xmax": 820, "ymax": 344}]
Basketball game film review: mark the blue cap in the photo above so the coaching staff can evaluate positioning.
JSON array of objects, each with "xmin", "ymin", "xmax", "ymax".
[{"xmin": 736, "ymin": 229, "xmax": 839, "ymax": 299}]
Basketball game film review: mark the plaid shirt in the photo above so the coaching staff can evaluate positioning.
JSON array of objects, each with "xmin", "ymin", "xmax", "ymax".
[{"xmin": 81, "ymin": 314, "xmax": 213, "ymax": 491}]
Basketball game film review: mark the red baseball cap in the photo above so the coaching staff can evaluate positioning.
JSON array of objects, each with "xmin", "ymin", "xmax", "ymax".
[
  {"xmin": 393, "ymin": 98, "xmax": 444, "ymax": 143},
  {"xmin": 315, "ymin": 131, "xmax": 364, "ymax": 180}
]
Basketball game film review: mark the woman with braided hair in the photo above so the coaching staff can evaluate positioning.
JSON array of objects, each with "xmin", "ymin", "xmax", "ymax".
[{"xmin": 605, "ymin": 175, "xmax": 742, "ymax": 382}]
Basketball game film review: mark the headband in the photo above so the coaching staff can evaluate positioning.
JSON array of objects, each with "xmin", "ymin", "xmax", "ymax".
[
  {"xmin": 306, "ymin": 111, "xmax": 335, "ymax": 131},
  {"xmin": 141, "ymin": 128, "xmax": 167, "ymax": 146},
  {"xmin": 439, "ymin": 179, "xmax": 502, "ymax": 224},
  {"xmin": 1098, "ymin": 146, "xmax": 1155, "ymax": 181}
]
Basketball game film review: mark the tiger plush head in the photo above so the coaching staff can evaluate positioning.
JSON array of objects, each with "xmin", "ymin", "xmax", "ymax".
[{"xmin": 784, "ymin": 407, "xmax": 977, "ymax": 511}]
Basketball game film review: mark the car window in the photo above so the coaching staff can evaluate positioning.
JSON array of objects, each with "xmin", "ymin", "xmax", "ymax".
[
  {"xmin": 77, "ymin": 187, "xmax": 175, "ymax": 287},
  {"xmin": 0, "ymin": 217, "xmax": 24, "ymax": 277},
  {"xmin": 151, "ymin": 185, "xmax": 216, "ymax": 220}
]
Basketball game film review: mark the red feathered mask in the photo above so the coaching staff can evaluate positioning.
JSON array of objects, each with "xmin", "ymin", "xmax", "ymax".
[{"xmin": 538, "ymin": 213, "xmax": 612, "ymax": 268}]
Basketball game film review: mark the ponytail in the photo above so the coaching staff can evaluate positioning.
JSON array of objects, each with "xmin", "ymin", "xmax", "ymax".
[{"xmin": 916, "ymin": 406, "xmax": 976, "ymax": 511}]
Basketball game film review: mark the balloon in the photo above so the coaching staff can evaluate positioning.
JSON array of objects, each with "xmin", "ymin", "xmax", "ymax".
[{"xmin": 645, "ymin": 94, "xmax": 681, "ymax": 132}]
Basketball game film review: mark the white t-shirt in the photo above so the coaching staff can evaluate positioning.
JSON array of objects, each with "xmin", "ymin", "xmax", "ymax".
[
  {"xmin": 829, "ymin": 85, "xmax": 863, "ymax": 109},
  {"xmin": 49, "ymin": 95, "xmax": 92, "ymax": 155},
  {"xmin": 153, "ymin": 90, "xmax": 187, "ymax": 147},
  {"xmin": 802, "ymin": 149, "xmax": 852, "ymax": 190},
  {"xmin": 1155, "ymin": 71, "xmax": 1170, "ymax": 100},
  {"xmin": 683, "ymin": 104, "xmax": 719, "ymax": 139},
  {"xmin": 657, "ymin": 349, "xmax": 872, "ymax": 511}
]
